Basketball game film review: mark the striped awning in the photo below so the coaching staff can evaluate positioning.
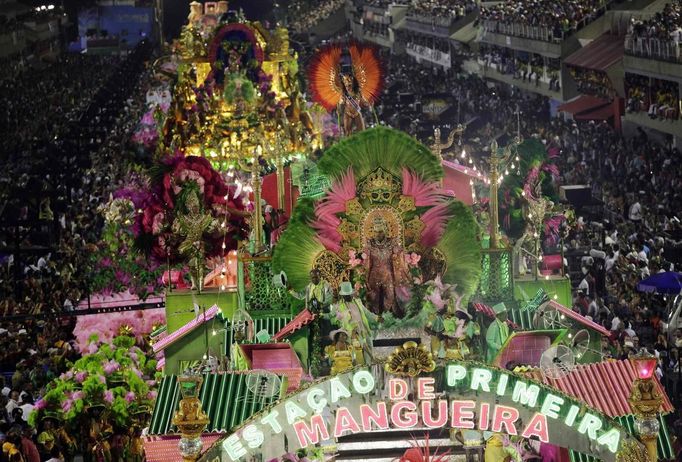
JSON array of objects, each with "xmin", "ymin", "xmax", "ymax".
[
  {"xmin": 148, "ymin": 373, "xmax": 280, "ymax": 435},
  {"xmin": 272, "ymin": 309, "xmax": 315, "ymax": 341},
  {"xmin": 143, "ymin": 433, "xmax": 223, "ymax": 462},
  {"xmin": 524, "ymin": 360, "xmax": 673, "ymax": 418}
]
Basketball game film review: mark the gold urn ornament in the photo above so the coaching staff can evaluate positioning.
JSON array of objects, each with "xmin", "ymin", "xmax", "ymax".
[{"xmin": 173, "ymin": 374, "xmax": 210, "ymax": 461}]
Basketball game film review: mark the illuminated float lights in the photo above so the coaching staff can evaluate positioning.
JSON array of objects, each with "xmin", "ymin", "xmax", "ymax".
[{"xmin": 222, "ymin": 364, "xmax": 632, "ymax": 461}]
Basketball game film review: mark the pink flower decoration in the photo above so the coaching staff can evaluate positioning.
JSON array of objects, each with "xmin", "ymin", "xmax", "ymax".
[
  {"xmin": 104, "ymin": 390, "xmax": 114, "ymax": 404},
  {"xmin": 103, "ymin": 360, "xmax": 120, "ymax": 375},
  {"xmin": 146, "ymin": 391, "xmax": 157, "ymax": 400},
  {"xmin": 75, "ymin": 371, "xmax": 88, "ymax": 383},
  {"xmin": 125, "ymin": 392, "xmax": 136, "ymax": 403},
  {"xmin": 34, "ymin": 399, "xmax": 46, "ymax": 410},
  {"xmin": 151, "ymin": 212, "xmax": 165, "ymax": 235},
  {"xmin": 146, "ymin": 380, "xmax": 156, "ymax": 387},
  {"xmin": 61, "ymin": 399, "xmax": 73, "ymax": 413},
  {"xmin": 98, "ymin": 375, "xmax": 106, "ymax": 383},
  {"xmin": 72, "ymin": 391, "xmax": 84, "ymax": 401}
]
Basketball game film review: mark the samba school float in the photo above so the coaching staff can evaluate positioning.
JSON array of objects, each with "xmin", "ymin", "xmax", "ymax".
[{"xmin": 124, "ymin": 4, "xmax": 675, "ymax": 462}]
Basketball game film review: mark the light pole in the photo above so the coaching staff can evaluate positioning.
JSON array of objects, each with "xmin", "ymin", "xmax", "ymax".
[
  {"xmin": 628, "ymin": 349, "xmax": 662, "ymax": 462},
  {"xmin": 487, "ymin": 137, "xmax": 521, "ymax": 249}
]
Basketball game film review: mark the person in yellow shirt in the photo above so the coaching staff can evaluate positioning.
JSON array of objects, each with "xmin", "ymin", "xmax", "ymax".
[{"xmin": 484, "ymin": 432, "xmax": 521, "ymax": 462}]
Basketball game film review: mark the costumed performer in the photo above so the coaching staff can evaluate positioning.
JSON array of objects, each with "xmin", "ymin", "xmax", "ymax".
[
  {"xmin": 83, "ymin": 404, "xmax": 113, "ymax": 462},
  {"xmin": 290, "ymin": 269, "xmax": 332, "ymax": 374},
  {"xmin": 325, "ymin": 329, "xmax": 362, "ymax": 375},
  {"xmin": 364, "ymin": 217, "xmax": 411, "ymax": 318},
  {"xmin": 484, "ymin": 432, "xmax": 521, "ymax": 462},
  {"xmin": 330, "ymin": 281, "xmax": 375, "ymax": 363},
  {"xmin": 485, "ymin": 303, "xmax": 510, "ymax": 363}
]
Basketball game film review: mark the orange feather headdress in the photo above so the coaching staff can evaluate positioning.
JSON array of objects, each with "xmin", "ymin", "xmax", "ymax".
[{"xmin": 307, "ymin": 41, "xmax": 384, "ymax": 112}]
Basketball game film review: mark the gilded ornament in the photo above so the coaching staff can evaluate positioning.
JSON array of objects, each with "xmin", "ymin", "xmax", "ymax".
[
  {"xmin": 358, "ymin": 168, "xmax": 400, "ymax": 204},
  {"xmin": 345, "ymin": 198, "xmax": 364, "ymax": 219},
  {"xmin": 384, "ymin": 341, "xmax": 436, "ymax": 377},
  {"xmin": 313, "ymin": 251, "xmax": 350, "ymax": 291},
  {"xmin": 615, "ymin": 439, "xmax": 650, "ymax": 462},
  {"xmin": 397, "ymin": 195, "xmax": 416, "ymax": 213},
  {"xmin": 404, "ymin": 216, "xmax": 425, "ymax": 243},
  {"xmin": 337, "ymin": 219, "xmax": 359, "ymax": 244}
]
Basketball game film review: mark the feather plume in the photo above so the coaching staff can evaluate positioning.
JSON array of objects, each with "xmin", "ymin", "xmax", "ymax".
[
  {"xmin": 311, "ymin": 212, "xmax": 342, "ymax": 253},
  {"xmin": 402, "ymin": 168, "xmax": 445, "ymax": 206},
  {"xmin": 419, "ymin": 204, "xmax": 450, "ymax": 247},
  {"xmin": 318, "ymin": 127, "xmax": 443, "ymax": 183},
  {"xmin": 349, "ymin": 41, "xmax": 384, "ymax": 105},
  {"xmin": 272, "ymin": 221, "xmax": 325, "ymax": 291},
  {"xmin": 436, "ymin": 201, "xmax": 482, "ymax": 300},
  {"xmin": 307, "ymin": 43, "xmax": 343, "ymax": 111},
  {"xmin": 315, "ymin": 168, "xmax": 356, "ymax": 218}
]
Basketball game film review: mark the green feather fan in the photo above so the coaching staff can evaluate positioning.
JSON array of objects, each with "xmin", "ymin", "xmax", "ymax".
[
  {"xmin": 272, "ymin": 220, "xmax": 324, "ymax": 291},
  {"xmin": 317, "ymin": 127, "xmax": 443, "ymax": 183},
  {"xmin": 436, "ymin": 201, "xmax": 482, "ymax": 300}
]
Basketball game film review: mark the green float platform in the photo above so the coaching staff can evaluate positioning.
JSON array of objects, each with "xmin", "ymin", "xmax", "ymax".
[
  {"xmin": 514, "ymin": 275, "xmax": 572, "ymax": 306},
  {"xmin": 162, "ymin": 289, "xmax": 238, "ymax": 375}
]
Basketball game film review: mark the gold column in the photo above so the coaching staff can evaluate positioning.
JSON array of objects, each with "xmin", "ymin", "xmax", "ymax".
[
  {"xmin": 251, "ymin": 160, "xmax": 264, "ymax": 252},
  {"xmin": 276, "ymin": 154, "xmax": 285, "ymax": 211},
  {"xmin": 489, "ymin": 140, "xmax": 500, "ymax": 249},
  {"xmin": 628, "ymin": 351, "xmax": 663, "ymax": 462}
]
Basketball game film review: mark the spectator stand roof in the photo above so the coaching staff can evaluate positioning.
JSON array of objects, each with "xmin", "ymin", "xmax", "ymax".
[{"xmin": 565, "ymin": 34, "xmax": 624, "ymax": 73}]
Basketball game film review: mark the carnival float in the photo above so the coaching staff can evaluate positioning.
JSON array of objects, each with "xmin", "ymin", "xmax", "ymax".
[{"xmin": 34, "ymin": 2, "xmax": 675, "ymax": 462}]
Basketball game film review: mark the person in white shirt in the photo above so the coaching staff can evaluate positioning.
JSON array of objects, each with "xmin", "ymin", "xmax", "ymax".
[
  {"xmin": 5, "ymin": 391, "xmax": 19, "ymax": 422},
  {"xmin": 629, "ymin": 197, "xmax": 643, "ymax": 222},
  {"xmin": 19, "ymin": 394, "xmax": 34, "ymax": 423}
]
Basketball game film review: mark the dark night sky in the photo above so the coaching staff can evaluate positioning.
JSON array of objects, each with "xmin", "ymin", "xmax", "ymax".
[{"xmin": 162, "ymin": 0, "xmax": 279, "ymax": 40}]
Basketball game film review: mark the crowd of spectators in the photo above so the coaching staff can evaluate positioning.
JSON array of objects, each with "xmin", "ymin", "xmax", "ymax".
[
  {"xmin": 569, "ymin": 67, "xmax": 615, "ymax": 99},
  {"xmin": 479, "ymin": 0, "xmax": 611, "ymax": 41},
  {"xmin": 407, "ymin": 0, "xmax": 477, "ymax": 26},
  {"xmin": 0, "ymin": 43, "xmax": 154, "ymax": 319},
  {"xmin": 628, "ymin": 2, "xmax": 682, "ymax": 43},
  {"xmin": 626, "ymin": 74, "xmax": 680, "ymax": 119},
  {"xmin": 0, "ymin": 40, "xmax": 154, "ymax": 460},
  {"xmin": 478, "ymin": 46, "xmax": 561, "ymax": 91},
  {"xmin": 288, "ymin": 0, "xmax": 346, "ymax": 33}
]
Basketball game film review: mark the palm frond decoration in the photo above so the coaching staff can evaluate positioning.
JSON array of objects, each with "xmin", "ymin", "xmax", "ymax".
[
  {"xmin": 436, "ymin": 201, "xmax": 482, "ymax": 300},
  {"xmin": 317, "ymin": 127, "xmax": 442, "ymax": 183},
  {"xmin": 271, "ymin": 220, "xmax": 325, "ymax": 291}
]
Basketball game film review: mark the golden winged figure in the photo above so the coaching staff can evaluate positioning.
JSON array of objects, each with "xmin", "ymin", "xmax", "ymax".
[{"xmin": 307, "ymin": 41, "xmax": 384, "ymax": 136}]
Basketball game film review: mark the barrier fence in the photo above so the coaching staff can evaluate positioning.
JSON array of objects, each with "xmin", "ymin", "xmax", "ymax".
[{"xmin": 625, "ymin": 35, "xmax": 682, "ymax": 63}]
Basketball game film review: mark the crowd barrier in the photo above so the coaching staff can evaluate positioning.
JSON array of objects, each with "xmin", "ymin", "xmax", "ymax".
[{"xmin": 625, "ymin": 35, "xmax": 682, "ymax": 63}]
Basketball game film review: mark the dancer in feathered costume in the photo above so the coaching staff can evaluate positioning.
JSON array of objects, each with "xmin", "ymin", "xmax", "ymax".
[
  {"xmin": 273, "ymin": 128, "xmax": 482, "ymax": 325},
  {"xmin": 307, "ymin": 41, "xmax": 384, "ymax": 136}
]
